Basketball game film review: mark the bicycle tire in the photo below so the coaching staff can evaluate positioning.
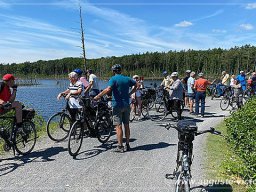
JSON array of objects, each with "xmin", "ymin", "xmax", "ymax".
[
  {"xmin": 46, "ymin": 112, "xmax": 72, "ymax": 142},
  {"xmin": 211, "ymin": 88, "xmax": 216, "ymax": 100},
  {"xmin": 175, "ymin": 173, "xmax": 184, "ymax": 192},
  {"xmin": 96, "ymin": 116, "xmax": 112, "ymax": 143},
  {"xmin": 14, "ymin": 120, "xmax": 37, "ymax": 155},
  {"xmin": 184, "ymin": 178, "xmax": 190, "ymax": 192},
  {"xmin": 220, "ymin": 97, "xmax": 230, "ymax": 110},
  {"xmin": 68, "ymin": 121, "xmax": 84, "ymax": 157},
  {"xmin": 141, "ymin": 102, "xmax": 148, "ymax": 118},
  {"xmin": 148, "ymin": 102, "xmax": 167, "ymax": 121}
]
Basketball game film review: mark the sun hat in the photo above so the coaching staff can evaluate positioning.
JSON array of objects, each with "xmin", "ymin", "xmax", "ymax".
[
  {"xmin": 171, "ymin": 72, "xmax": 178, "ymax": 77},
  {"xmin": 2, "ymin": 74, "xmax": 15, "ymax": 81},
  {"xmin": 186, "ymin": 70, "xmax": 191, "ymax": 73},
  {"xmin": 133, "ymin": 75, "xmax": 139, "ymax": 79}
]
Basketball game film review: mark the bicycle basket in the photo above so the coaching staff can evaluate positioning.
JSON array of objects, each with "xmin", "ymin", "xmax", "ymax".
[
  {"xmin": 177, "ymin": 120, "xmax": 197, "ymax": 132},
  {"xmin": 22, "ymin": 108, "xmax": 35, "ymax": 119}
]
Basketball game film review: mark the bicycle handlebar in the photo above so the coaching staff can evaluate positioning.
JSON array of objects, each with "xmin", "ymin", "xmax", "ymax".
[{"xmin": 163, "ymin": 123, "xmax": 221, "ymax": 136}]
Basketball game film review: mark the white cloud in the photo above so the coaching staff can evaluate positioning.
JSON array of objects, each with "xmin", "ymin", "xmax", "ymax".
[
  {"xmin": 212, "ymin": 29, "xmax": 227, "ymax": 33},
  {"xmin": 175, "ymin": 21, "xmax": 193, "ymax": 27},
  {"xmin": 240, "ymin": 24, "xmax": 254, "ymax": 30},
  {"xmin": 245, "ymin": 3, "xmax": 256, "ymax": 9},
  {"xmin": 0, "ymin": 0, "xmax": 10, "ymax": 8}
]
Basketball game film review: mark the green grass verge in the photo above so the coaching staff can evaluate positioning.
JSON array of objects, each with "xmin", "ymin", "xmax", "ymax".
[{"xmin": 205, "ymin": 121, "xmax": 249, "ymax": 192}]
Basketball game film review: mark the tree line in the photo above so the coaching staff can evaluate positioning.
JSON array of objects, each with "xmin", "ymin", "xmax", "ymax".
[{"xmin": 1, "ymin": 44, "xmax": 256, "ymax": 79}]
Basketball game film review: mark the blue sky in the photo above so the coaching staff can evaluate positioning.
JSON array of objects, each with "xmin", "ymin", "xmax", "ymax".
[{"xmin": 0, "ymin": 0, "xmax": 256, "ymax": 64}]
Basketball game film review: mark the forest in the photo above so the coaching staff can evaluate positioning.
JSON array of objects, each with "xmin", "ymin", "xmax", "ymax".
[{"xmin": 1, "ymin": 44, "xmax": 256, "ymax": 79}]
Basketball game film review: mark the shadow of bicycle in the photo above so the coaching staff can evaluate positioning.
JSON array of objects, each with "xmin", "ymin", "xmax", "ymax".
[{"xmin": 191, "ymin": 182, "xmax": 233, "ymax": 192}]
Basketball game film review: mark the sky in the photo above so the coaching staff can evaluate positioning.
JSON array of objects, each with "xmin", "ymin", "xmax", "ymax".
[{"xmin": 0, "ymin": 0, "xmax": 256, "ymax": 64}]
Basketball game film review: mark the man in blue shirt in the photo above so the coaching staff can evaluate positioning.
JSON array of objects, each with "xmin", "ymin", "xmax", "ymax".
[
  {"xmin": 236, "ymin": 71, "xmax": 247, "ymax": 91},
  {"xmin": 94, "ymin": 64, "xmax": 139, "ymax": 152}
]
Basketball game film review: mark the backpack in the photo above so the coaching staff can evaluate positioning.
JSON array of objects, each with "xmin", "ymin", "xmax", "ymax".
[{"xmin": 0, "ymin": 82, "xmax": 4, "ymax": 93}]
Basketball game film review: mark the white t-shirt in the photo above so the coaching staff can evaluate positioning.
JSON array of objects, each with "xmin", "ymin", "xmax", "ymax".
[{"xmin": 89, "ymin": 74, "xmax": 99, "ymax": 90}]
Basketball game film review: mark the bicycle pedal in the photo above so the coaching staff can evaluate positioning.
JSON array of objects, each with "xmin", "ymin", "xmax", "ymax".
[{"xmin": 165, "ymin": 173, "xmax": 175, "ymax": 179}]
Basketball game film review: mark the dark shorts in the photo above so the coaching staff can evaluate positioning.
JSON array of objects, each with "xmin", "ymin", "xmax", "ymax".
[
  {"xmin": 187, "ymin": 93, "xmax": 195, "ymax": 100},
  {"xmin": 112, "ymin": 106, "xmax": 130, "ymax": 125}
]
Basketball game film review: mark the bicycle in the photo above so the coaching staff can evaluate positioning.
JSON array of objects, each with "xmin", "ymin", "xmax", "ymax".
[
  {"xmin": 46, "ymin": 94, "xmax": 77, "ymax": 142},
  {"xmin": 148, "ymin": 89, "xmax": 183, "ymax": 121},
  {"xmin": 0, "ymin": 103, "xmax": 37, "ymax": 155},
  {"xmin": 68, "ymin": 97, "xmax": 113, "ymax": 157},
  {"xmin": 129, "ymin": 88, "xmax": 155, "ymax": 121},
  {"xmin": 163, "ymin": 120, "xmax": 221, "ymax": 192},
  {"xmin": 220, "ymin": 88, "xmax": 245, "ymax": 111}
]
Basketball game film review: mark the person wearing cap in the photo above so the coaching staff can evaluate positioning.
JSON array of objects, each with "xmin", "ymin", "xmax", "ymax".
[
  {"xmin": 194, "ymin": 72, "xmax": 211, "ymax": 118},
  {"xmin": 94, "ymin": 64, "xmax": 139, "ymax": 153},
  {"xmin": 84, "ymin": 69, "xmax": 100, "ymax": 98},
  {"xmin": 236, "ymin": 71, "xmax": 247, "ymax": 91},
  {"xmin": 160, "ymin": 71, "xmax": 173, "ymax": 91},
  {"xmin": 187, "ymin": 71, "xmax": 196, "ymax": 114},
  {"xmin": 216, "ymin": 71, "xmax": 230, "ymax": 97},
  {"xmin": 73, "ymin": 68, "xmax": 89, "ymax": 97},
  {"xmin": 182, "ymin": 70, "xmax": 191, "ymax": 107},
  {"xmin": 130, "ymin": 75, "xmax": 144, "ymax": 120},
  {"xmin": 168, "ymin": 72, "xmax": 184, "ymax": 120},
  {"xmin": 0, "ymin": 74, "xmax": 23, "ymax": 128}
]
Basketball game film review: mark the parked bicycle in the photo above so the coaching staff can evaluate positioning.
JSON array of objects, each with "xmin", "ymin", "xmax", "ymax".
[
  {"xmin": 163, "ymin": 120, "xmax": 221, "ymax": 192},
  {"xmin": 0, "ymin": 103, "xmax": 37, "ymax": 155},
  {"xmin": 148, "ymin": 89, "xmax": 183, "ymax": 121},
  {"xmin": 68, "ymin": 97, "xmax": 113, "ymax": 157},
  {"xmin": 46, "ymin": 94, "xmax": 73, "ymax": 142}
]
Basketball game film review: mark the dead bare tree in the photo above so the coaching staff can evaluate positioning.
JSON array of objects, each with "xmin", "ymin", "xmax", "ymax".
[{"xmin": 79, "ymin": 4, "xmax": 86, "ymax": 72}]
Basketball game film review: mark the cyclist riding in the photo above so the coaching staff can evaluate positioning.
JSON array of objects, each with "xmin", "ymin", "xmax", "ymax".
[
  {"xmin": 0, "ymin": 74, "xmax": 23, "ymax": 129},
  {"xmin": 216, "ymin": 71, "xmax": 230, "ymax": 97}
]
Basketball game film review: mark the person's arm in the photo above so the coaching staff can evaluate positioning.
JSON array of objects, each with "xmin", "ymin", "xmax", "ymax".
[
  {"xmin": 9, "ymin": 87, "xmax": 17, "ymax": 103},
  {"xmin": 170, "ymin": 80, "xmax": 179, "ymax": 90},
  {"xmin": 129, "ymin": 81, "xmax": 140, "ymax": 96},
  {"xmin": 94, "ymin": 86, "xmax": 112, "ymax": 101},
  {"xmin": 84, "ymin": 81, "xmax": 93, "ymax": 93},
  {"xmin": 57, "ymin": 89, "xmax": 69, "ymax": 100}
]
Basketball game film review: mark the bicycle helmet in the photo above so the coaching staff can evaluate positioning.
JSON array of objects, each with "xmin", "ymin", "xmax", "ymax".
[
  {"xmin": 73, "ymin": 68, "xmax": 83, "ymax": 76},
  {"xmin": 87, "ymin": 69, "xmax": 93, "ymax": 74},
  {"xmin": 111, "ymin": 64, "xmax": 122, "ymax": 72}
]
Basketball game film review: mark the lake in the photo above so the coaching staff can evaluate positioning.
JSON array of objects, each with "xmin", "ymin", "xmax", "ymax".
[{"xmin": 16, "ymin": 79, "xmax": 161, "ymax": 121}]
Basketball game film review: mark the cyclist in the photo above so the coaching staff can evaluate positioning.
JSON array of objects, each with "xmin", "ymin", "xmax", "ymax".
[
  {"xmin": 168, "ymin": 72, "xmax": 184, "ymax": 120},
  {"xmin": 216, "ymin": 71, "xmax": 230, "ymax": 97},
  {"xmin": 194, "ymin": 72, "xmax": 211, "ymax": 118},
  {"xmin": 73, "ymin": 68, "xmax": 89, "ymax": 96},
  {"xmin": 131, "ymin": 75, "xmax": 144, "ymax": 120},
  {"xmin": 160, "ymin": 70, "xmax": 173, "ymax": 91},
  {"xmin": 182, "ymin": 70, "xmax": 191, "ymax": 108},
  {"xmin": 231, "ymin": 79, "xmax": 243, "ymax": 109},
  {"xmin": 84, "ymin": 69, "xmax": 100, "ymax": 98},
  {"xmin": 236, "ymin": 71, "xmax": 247, "ymax": 92},
  {"xmin": 57, "ymin": 72, "xmax": 83, "ymax": 122},
  {"xmin": 94, "ymin": 64, "xmax": 139, "ymax": 152},
  {"xmin": 187, "ymin": 71, "xmax": 196, "ymax": 114},
  {"xmin": 0, "ymin": 74, "xmax": 23, "ymax": 129}
]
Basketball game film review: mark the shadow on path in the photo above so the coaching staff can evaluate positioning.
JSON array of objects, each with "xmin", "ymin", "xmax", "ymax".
[
  {"xmin": 132, "ymin": 142, "xmax": 175, "ymax": 151},
  {"xmin": 191, "ymin": 182, "xmax": 233, "ymax": 191}
]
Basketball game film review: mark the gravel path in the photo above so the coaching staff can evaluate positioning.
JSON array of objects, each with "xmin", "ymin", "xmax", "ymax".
[{"xmin": 0, "ymin": 97, "xmax": 230, "ymax": 192}]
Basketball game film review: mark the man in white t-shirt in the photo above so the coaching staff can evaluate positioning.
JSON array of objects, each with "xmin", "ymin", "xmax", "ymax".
[{"xmin": 84, "ymin": 69, "xmax": 100, "ymax": 97}]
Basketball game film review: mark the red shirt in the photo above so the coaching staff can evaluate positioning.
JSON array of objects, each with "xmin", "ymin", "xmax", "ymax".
[
  {"xmin": 0, "ymin": 85, "xmax": 11, "ymax": 102},
  {"xmin": 194, "ymin": 78, "xmax": 210, "ymax": 92}
]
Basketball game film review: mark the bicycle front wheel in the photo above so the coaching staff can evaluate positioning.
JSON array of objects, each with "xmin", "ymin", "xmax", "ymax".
[
  {"xmin": 148, "ymin": 102, "xmax": 167, "ymax": 121},
  {"xmin": 46, "ymin": 113, "xmax": 72, "ymax": 142},
  {"xmin": 14, "ymin": 120, "xmax": 37, "ymax": 155},
  {"xmin": 68, "ymin": 121, "xmax": 84, "ymax": 157},
  {"xmin": 220, "ymin": 97, "xmax": 230, "ymax": 110}
]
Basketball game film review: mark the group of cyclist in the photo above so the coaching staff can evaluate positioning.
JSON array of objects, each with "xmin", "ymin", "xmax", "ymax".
[{"xmin": 1, "ymin": 64, "xmax": 256, "ymax": 153}]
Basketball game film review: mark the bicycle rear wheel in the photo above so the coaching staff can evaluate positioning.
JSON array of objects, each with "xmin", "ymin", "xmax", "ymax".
[
  {"xmin": 46, "ymin": 113, "xmax": 72, "ymax": 142},
  {"xmin": 14, "ymin": 120, "xmax": 37, "ymax": 155},
  {"xmin": 96, "ymin": 117, "xmax": 112, "ymax": 143},
  {"xmin": 148, "ymin": 102, "xmax": 167, "ymax": 121},
  {"xmin": 68, "ymin": 121, "xmax": 84, "ymax": 157},
  {"xmin": 220, "ymin": 97, "xmax": 230, "ymax": 110}
]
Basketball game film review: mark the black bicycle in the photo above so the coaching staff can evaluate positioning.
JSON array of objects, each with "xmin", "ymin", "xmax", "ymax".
[
  {"xmin": 68, "ymin": 97, "xmax": 113, "ymax": 157},
  {"xmin": 148, "ymin": 89, "xmax": 183, "ymax": 121},
  {"xmin": 164, "ymin": 120, "xmax": 221, "ymax": 192},
  {"xmin": 0, "ymin": 103, "xmax": 37, "ymax": 155},
  {"xmin": 46, "ymin": 94, "xmax": 73, "ymax": 142}
]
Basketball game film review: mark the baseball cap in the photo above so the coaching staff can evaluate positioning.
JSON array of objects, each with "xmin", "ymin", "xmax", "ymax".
[
  {"xmin": 133, "ymin": 75, "xmax": 139, "ymax": 79},
  {"xmin": 186, "ymin": 70, "xmax": 191, "ymax": 73},
  {"xmin": 198, "ymin": 72, "xmax": 204, "ymax": 77},
  {"xmin": 2, "ymin": 74, "xmax": 15, "ymax": 81},
  {"xmin": 240, "ymin": 71, "xmax": 244, "ymax": 74},
  {"xmin": 171, "ymin": 72, "xmax": 178, "ymax": 77}
]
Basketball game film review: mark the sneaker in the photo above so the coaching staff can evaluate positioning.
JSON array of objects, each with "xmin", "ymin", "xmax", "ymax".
[
  {"xmin": 125, "ymin": 143, "xmax": 131, "ymax": 151},
  {"xmin": 197, "ymin": 114, "xmax": 202, "ymax": 118},
  {"xmin": 114, "ymin": 145, "xmax": 124, "ymax": 153}
]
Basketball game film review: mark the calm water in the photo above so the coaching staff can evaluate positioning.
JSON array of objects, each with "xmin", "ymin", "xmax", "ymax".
[{"xmin": 16, "ymin": 79, "xmax": 161, "ymax": 121}]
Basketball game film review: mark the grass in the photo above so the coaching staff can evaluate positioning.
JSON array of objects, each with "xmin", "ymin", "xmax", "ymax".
[{"xmin": 205, "ymin": 121, "xmax": 248, "ymax": 192}]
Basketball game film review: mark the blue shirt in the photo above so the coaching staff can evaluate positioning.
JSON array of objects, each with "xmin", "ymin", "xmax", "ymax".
[
  {"xmin": 108, "ymin": 74, "xmax": 136, "ymax": 108},
  {"xmin": 236, "ymin": 74, "xmax": 246, "ymax": 90},
  {"xmin": 187, "ymin": 77, "xmax": 195, "ymax": 94}
]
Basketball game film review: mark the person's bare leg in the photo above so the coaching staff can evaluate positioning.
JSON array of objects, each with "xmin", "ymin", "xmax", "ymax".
[
  {"xmin": 12, "ymin": 101, "xmax": 22, "ymax": 124},
  {"xmin": 124, "ymin": 124, "xmax": 130, "ymax": 144},
  {"xmin": 115, "ymin": 124, "xmax": 123, "ymax": 147}
]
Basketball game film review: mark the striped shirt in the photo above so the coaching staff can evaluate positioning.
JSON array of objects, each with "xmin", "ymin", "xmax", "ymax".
[{"xmin": 69, "ymin": 81, "xmax": 82, "ymax": 97}]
